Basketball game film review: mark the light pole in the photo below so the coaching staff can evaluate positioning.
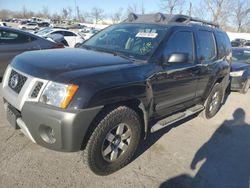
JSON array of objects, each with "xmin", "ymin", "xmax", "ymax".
[{"xmin": 75, "ymin": 0, "xmax": 77, "ymax": 21}]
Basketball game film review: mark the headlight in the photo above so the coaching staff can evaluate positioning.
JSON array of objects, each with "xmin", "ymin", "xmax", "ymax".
[
  {"xmin": 40, "ymin": 82, "xmax": 78, "ymax": 109},
  {"xmin": 230, "ymin": 70, "xmax": 244, "ymax": 77}
]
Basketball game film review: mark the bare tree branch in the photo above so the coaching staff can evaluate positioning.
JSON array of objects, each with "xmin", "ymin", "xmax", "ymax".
[
  {"xmin": 159, "ymin": 0, "xmax": 186, "ymax": 14},
  {"xmin": 127, "ymin": 4, "xmax": 138, "ymax": 14},
  {"xmin": 111, "ymin": 8, "xmax": 123, "ymax": 24},
  {"xmin": 231, "ymin": 0, "xmax": 250, "ymax": 32},
  {"xmin": 90, "ymin": 7, "xmax": 105, "ymax": 24},
  {"xmin": 194, "ymin": 0, "xmax": 233, "ymax": 29}
]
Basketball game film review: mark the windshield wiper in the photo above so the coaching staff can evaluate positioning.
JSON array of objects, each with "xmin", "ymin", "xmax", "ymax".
[
  {"xmin": 96, "ymin": 48, "xmax": 136, "ymax": 61},
  {"xmin": 81, "ymin": 45, "xmax": 136, "ymax": 61}
]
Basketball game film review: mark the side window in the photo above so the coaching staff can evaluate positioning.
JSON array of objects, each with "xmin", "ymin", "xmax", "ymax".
[
  {"xmin": 164, "ymin": 31, "xmax": 194, "ymax": 62},
  {"xmin": 216, "ymin": 32, "xmax": 231, "ymax": 59},
  {"xmin": 216, "ymin": 33, "xmax": 225, "ymax": 59},
  {"xmin": 64, "ymin": 31, "xmax": 77, "ymax": 36},
  {"xmin": 0, "ymin": 30, "xmax": 35, "ymax": 44},
  {"xmin": 223, "ymin": 34, "xmax": 231, "ymax": 55},
  {"xmin": 53, "ymin": 31, "xmax": 64, "ymax": 35},
  {"xmin": 196, "ymin": 30, "xmax": 216, "ymax": 62}
]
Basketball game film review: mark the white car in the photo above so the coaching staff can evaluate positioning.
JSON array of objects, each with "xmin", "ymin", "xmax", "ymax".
[
  {"xmin": 0, "ymin": 22, "xmax": 7, "ymax": 27},
  {"xmin": 80, "ymin": 28, "xmax": 100, "ymax": 40},
  {"xmin": 36, "ymin": 28, "xmax": 84, "ymax": 48},
  {"xmin": 19, "ymin": 22, "xmax": 39, "ymax": 30}
]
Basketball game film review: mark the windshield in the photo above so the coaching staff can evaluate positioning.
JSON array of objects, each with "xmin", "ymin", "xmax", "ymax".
[
  {"xmin": 232, "ymin": 49, "xmax": 250, "ymax": 63},
  {"xmin": 36, "ymin": 28, "xmax": 52, "ymax": 35},
  {"xmin": 82, "ymin": 23, "xmax": 168, "ymax": 60}
]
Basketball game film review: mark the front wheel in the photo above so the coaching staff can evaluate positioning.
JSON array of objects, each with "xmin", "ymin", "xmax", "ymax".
[
  {"xmin": 83, "ymin": 106, "xmax": 141, "ymax": 175},
  {"xmin": 202, "ymin": 83, "xmax": 224, "ymax": 119}
]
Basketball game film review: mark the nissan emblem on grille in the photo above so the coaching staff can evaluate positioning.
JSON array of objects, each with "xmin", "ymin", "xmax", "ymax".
[
  {"xmin": 8, "ymin": 70, "xmax": 27, "ymax": 94},
  {"xmin": 10, "ymin": 74, "xmax": 19, "ymax": 89}
]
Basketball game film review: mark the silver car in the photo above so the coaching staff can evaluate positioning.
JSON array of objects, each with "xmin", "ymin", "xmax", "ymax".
[{"xmin": 0, "ymin": 26, "xmax": 64, "ymax": 77}]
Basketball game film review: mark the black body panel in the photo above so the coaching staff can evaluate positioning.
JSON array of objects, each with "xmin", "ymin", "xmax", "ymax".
[{"xmin": 2, "ymin": 15, "xmax": 232, "ymax": 152}]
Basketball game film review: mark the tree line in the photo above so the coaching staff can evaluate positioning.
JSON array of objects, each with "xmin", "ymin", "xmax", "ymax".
[
  {"xmin": 0, "ymin": 0, "xmax": 249, "ymax": 32},
  {"xmin": 160, "ymin": 0, "xmax": 250, "ymax": 32},
  {"xmin": 0, "ymin": 5, "xmax": 140, "ymax": 24}
]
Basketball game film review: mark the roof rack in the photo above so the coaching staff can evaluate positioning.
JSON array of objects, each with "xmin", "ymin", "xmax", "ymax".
[
  {"xmin": 124, "ymin": 13, "xmax": 219, "ymax": 28},
  {"xmin": 169, "ymin": 14, "xmax": 219, "ymax": 28}
]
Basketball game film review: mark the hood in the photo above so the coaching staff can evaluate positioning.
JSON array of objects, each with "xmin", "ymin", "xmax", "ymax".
[
  {"xmin": 11, "ymin": 48, "xmax": 132, "ymax": 82},
  {"xmin": 231, "ymin": 61, "xmax": 250, "ymax": 71}
]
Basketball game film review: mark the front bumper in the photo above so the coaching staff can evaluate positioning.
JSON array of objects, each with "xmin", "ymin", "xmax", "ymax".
[
  {"xmin": 4, "ymin": 101, "xmax": 102, "ymax": 152},
  {"xmin": 230, "ymin": 76, "xmax": 248, "ymax": 91},
  {"xmin": 2, "ymin": 66, "xmax": 103, "ymax": 152}
]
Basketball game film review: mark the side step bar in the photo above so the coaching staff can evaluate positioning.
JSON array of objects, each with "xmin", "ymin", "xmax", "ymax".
[{"xmin": 150, "ymin": 105, "xmax": 204, "ymax": 133}]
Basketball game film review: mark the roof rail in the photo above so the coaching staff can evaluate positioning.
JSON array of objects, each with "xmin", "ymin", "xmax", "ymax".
[
  {"xmin": 124, "ymin": 13, "xmax": 219, "ymax": 28},
  {"xmin": 169, "ymin": 14, "xmax": 219, "ymax": 28}
]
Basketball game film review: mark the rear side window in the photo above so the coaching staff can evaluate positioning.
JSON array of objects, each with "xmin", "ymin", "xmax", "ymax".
[
  {"xmin": 53, "ymin": 31, "xmax": 64, "ymax": 35},
  {"xmin": 164, "ymin": 31, "xmax": 194, "ymax": 62},
  {"xmin": 216, "ymin": 32, "xmax": 231, "ymax": 59},
  {"xmin": 64, "ymin": 31, "xmax": 77, "ymax": 36},
  {"xmin": 0, "ymin": 30, "xmax": 36, "ymax": 44},
  {"xmin": 196, "ymin": 30, "xmax": 216, "ymax": 62}
]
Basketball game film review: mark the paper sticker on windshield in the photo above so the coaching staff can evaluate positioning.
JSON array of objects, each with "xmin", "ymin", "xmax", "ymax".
[{"xmin": 136, "ymin": 32, "xmax": 158, "ymax": 38}]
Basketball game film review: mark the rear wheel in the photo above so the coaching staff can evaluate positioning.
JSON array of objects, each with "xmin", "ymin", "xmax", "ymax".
[
  {"xmin": 74, "ymin": 43, "xmax": 81, "ymax": 48},
  {"xmin": 202, "ymin": 83, "xmax": 224, "ymax": 119},
  {"xmin": 83, "ymin": 106, "xmax": 141, "ymax": 175}
]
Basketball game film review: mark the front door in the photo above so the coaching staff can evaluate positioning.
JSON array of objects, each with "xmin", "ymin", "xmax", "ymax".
[{"xmin": 152, "ymin": 29, "xmax": 200, "ymax": 117}]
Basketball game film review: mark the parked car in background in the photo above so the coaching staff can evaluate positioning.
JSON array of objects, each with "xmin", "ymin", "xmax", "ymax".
[
  {"xmin": 35, "ymin": 28, "xmax": 84, "ymax": 47},
  {"xmin": 231, "ymin": 38, "xmax": 246, "ymax": 47},
  {"xmin": 230, "ymin": 48, "xmax": 250, "ymax": 93},
  {"xmin": 45, "ymin": 33, "xmax": 69, "ymax": 47},
  {"xmin": 67, "ymin": 23, "xmax": 86, "ymax": 29},
  {"xmin": 244, "ymin": 40, "xmax": 250, "ymax": 48},
  {"xmin": 19, "ymin": 22, "xmax": 39, "ymax": 30},
  {"xmin": 0, "ymin": 22, "xmax": 7, "ymax": 27},
  {"xmin": 2, "ymin": 18, "xmax": 12, "ymax": 22},
  {"xmin": 0, "ymin": 26, "xmax": 64, "ymax": 77},
  {"xmin": 80, "ymin": 28, "xmax": 100, "ymax": 40},
  {"xmin": 37, "ymin": 22, "xmax": 51, "ymax": 28},
  {"xmin": 231, "ymin": 40, "xmax": 241, "ymax": 47}
]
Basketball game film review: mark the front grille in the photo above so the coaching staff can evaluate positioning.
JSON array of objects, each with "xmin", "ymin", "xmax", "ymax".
[
  {"xmin": 8, "ymin": 70, "xmax": 27, "ymax": 94},
  {"xmin": 31, "ymin": 82, "xmax": 43, "ymax": 98}
]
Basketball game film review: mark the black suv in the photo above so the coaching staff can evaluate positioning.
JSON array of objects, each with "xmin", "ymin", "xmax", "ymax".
[{"xmin": 2, "ymin": 13, "xmax": 231, "ymax": 175}]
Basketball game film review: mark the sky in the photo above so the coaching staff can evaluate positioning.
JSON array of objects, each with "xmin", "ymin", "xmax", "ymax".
[{"xmin": 0, "ymin": 0, "xmax": 200, "ymax": 15}]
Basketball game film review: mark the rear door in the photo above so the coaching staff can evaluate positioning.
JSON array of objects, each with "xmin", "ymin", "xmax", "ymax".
[
  {"xmin": 194, "ymin": 30, "xmax": 218, "ymax": 97},
  {"xmin": 0, "ymin": 29, "xmax": 39, "ymax": 76}
]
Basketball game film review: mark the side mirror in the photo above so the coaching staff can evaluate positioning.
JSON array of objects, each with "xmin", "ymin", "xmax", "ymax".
[{"xmin": 163, "ymin": 53, "xmax": 188, "ymax": 64}]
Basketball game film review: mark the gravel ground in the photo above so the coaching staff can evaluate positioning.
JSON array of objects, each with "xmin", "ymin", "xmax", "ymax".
[{"xmin": 0, "ymin": 84, "xmax": 249, "ymax": 188}]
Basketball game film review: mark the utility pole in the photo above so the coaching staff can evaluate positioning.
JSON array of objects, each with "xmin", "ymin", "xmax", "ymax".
[
  {"xmin": 75, "ymin": 0, "xmax": 77, "ymax": 21},
  {"xmin": 189, "ymin": 2, "xmax": 192, "ymax": 17}
]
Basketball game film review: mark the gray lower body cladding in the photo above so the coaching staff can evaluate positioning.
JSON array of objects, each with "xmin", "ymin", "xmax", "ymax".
[{"xmin": 11, "ymin": 101, "xmax": 103, "ymax": 152}]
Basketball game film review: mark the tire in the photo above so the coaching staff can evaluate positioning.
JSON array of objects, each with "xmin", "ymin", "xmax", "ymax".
[
  {"xmin": 201, "ymin": 83, "xmax": 224, "ymax": 119},
  {"xmin": 83, "ymin": 106, "xmax": 141, "ymax": 175},
  {"xmin": 240, "ymin": 79, "xmax": 250, "ymax": 94},
  {"xmin": 74, "ymin": 43, "xmax": 81, "ymax": 48}
]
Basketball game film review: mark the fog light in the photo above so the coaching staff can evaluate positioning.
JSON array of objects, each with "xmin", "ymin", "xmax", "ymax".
[{"xmin": 39, "ymin": 125, "xmax": 56, "ymax": 144}]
